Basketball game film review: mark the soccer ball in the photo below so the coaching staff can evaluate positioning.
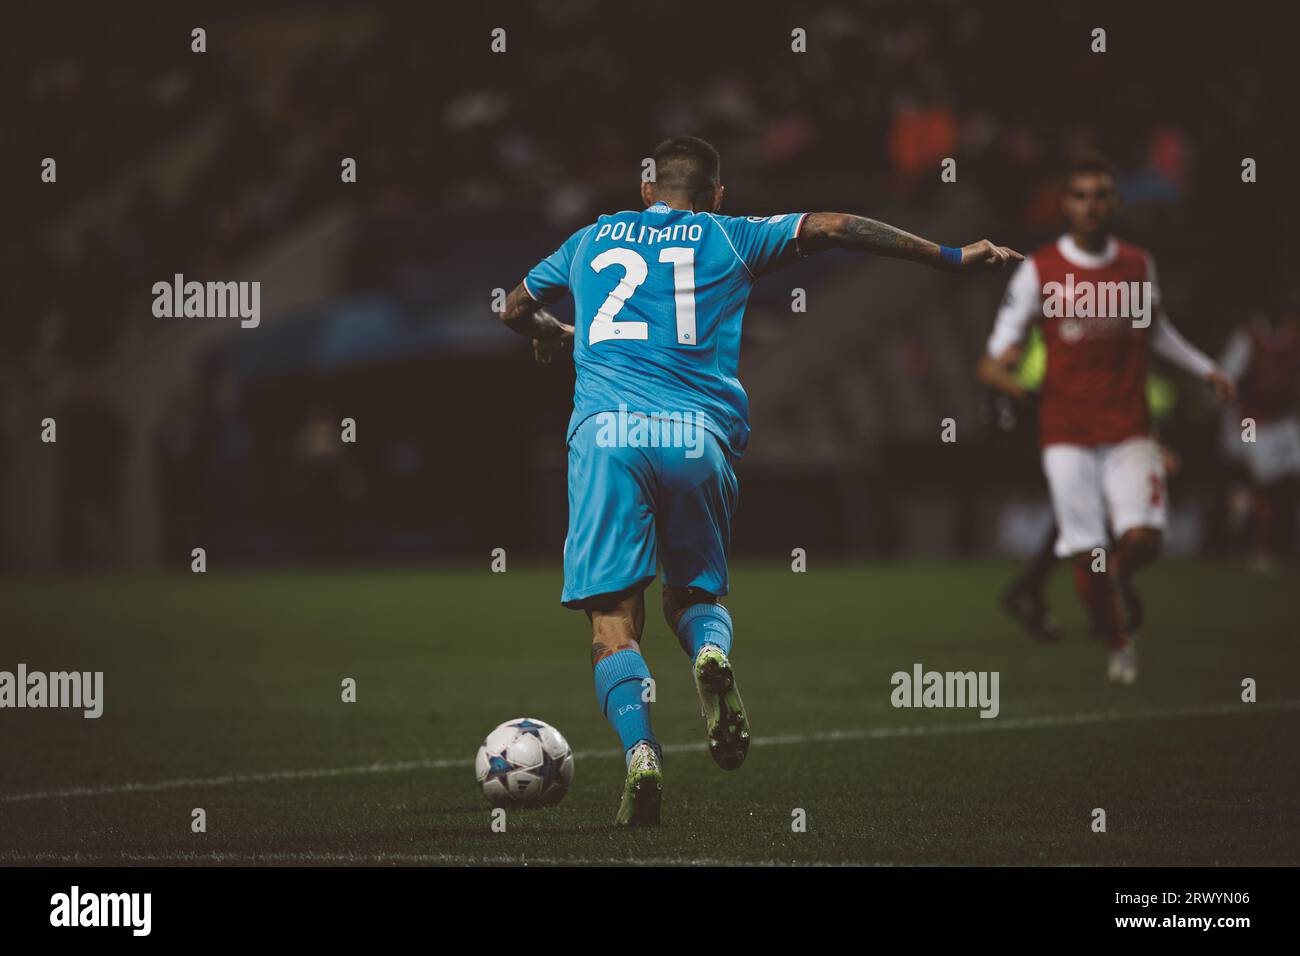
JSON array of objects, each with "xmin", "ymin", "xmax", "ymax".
[{"xmin": 475, "ymin": 717, "xmax": 574, "ymax": 808}]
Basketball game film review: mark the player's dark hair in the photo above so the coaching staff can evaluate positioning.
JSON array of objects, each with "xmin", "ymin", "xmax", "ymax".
[
  {"xmin": 1064, "ymin": 153, "xmax": 1116, "ymax": 184},
  {"xmin": 651, "ymin": 136, "xmax": 721, "ymax": 207}
]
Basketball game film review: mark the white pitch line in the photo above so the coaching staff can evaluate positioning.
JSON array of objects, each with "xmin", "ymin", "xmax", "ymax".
[
  {"xmin": 0, "ymin": 756, "xmax": 471, "ymax": 804},
  {"xmin": 2, "ymin": 699, "xmax": 1295, "ymax": 805}
]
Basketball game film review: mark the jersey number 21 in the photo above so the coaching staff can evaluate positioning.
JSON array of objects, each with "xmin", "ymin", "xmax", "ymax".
[{"xmin": 588, "ymin": 247, "xmax": 697, "ymax": 346}]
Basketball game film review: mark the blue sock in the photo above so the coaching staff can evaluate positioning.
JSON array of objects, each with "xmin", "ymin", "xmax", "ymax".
[
  {"xmin": 675, "ymin": 602, "xmax": 733, "ymax": 659},
  {"xmin": 593, "ymin": 650, "xmax": 656, "ymax": 761}
]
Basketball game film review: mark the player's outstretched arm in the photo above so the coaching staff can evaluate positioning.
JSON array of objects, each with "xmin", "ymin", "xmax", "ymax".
[
  {"xmin": 798, "ymin": 213, "xmax": 1022, "ymax": 272},
  {"xmin": 1151, "ymin": 312, "xmax": 1237, "ymax": 403},
  {"xmin": 500, "ymin": 282, "xmax": 574, "ymax": 364}
]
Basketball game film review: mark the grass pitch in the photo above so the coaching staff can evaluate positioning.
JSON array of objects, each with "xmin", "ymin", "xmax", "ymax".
[{"xmin": 1, "ymin": 560, "xmax": 1296, "ymax": 866}]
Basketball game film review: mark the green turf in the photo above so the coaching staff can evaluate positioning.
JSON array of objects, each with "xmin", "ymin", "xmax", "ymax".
[{"xmin": 1, "ymin": 561, "xmax": 1296, "ymax": 865}]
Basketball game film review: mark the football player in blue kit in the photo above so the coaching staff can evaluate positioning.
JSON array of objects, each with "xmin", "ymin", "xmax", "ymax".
[{"xmin": 499, "ymin": 136, "xmax": 1021, "ymax": 826}]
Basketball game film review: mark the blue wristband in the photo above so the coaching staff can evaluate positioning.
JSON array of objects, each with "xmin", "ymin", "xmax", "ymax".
[{"xmin": 940, "ymin": 245, "xmax": 963, "ymax": 267}]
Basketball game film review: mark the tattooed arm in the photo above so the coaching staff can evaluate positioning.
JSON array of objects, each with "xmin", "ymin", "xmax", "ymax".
[
  {"xmin": 500, "ymin": 282, "xmax": 574, "ymax": 364},
  {"xmin": 797, "ymin": 213, "xmax": 1022, "ymax": 272}
]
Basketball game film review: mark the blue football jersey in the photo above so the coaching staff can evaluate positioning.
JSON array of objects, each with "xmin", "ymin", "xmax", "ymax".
[{"xmin": 525, "ymin": 202, "xmax": 806, "ymax": 456}]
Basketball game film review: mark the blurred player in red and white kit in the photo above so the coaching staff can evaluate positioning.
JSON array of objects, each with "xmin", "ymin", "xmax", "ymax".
[
  {"xmin": 1219, "ymin": 308, "xmax": 1300, "ymax": 571},
  {"xmin": 979, "ymin": 156, "xmax": 1235, "ymax": 683}
]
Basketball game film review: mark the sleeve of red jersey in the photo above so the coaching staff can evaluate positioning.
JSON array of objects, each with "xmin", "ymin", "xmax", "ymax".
[
  {"xmin": 1145, "ymin": 253, "xmax": 1217, "ymax": 379},
  {"xmin": 985, "ymin": 257, "xmax": 1039, "ymax": 359},
  {"xmin": 1218, "ymin": 328, "xmax": 1253, "ymax": 382},
  {"xmin": 1143, "ymin": 251, "xmax": 1165, "ymax": 317}
]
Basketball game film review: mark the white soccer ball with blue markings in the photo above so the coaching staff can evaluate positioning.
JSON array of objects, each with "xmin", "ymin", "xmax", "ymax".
[{"xmin": 475, "ymin": 717, "xmax": 574, "ymax": 808}]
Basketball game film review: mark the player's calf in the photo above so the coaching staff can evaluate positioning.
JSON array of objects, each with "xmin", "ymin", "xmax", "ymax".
[
  {"xmin": 1116, "ymin": 527, "xmax": 1162, "ymax": 575},
  {"xmin": 588, "ymin": 590, "xmax": 662, "ymax": 822},
  {"xmin": 588, "ymin": 586, "xmax": 646, "ymax": 665},
  {"xmin": 1071, "ymin": 553, "xmax": 1127, "ymax": 648},
  {"xmin": 1071, "ymin": 553, "xmax": 1139, "ymax": 683},
  {"xmin": 1115, "ymin": 526, "xmax": 1161, "ymax": 637},
  {"xmin": 663, "ymin": 586, "xmax": 720, "ymax": 635}
]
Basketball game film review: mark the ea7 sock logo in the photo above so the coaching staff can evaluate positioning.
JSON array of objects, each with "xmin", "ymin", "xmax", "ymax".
[
  {"xmin": 890, "ymin": 663, "xmax": 1000, "ymax": 718},
  {"xmin": 50, "ymin": 886, "xmax": 151, "ymax": 936}
]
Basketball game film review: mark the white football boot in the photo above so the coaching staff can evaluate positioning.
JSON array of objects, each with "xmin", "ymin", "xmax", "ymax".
[{"xmin": 1107, "ymin": 640, "xmax": 1138, "ymax": 684}]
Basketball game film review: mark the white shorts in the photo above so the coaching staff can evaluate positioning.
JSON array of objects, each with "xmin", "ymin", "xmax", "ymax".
[
  {"xmin": 1042, "ymin": 436, "xmax": 1167, "ymax": 558},
  {"xmin": 1241, "ymin": 416, "xmax": 1300, "ymax": 484}
]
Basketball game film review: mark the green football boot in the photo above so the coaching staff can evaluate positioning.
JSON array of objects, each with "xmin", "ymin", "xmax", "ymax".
[
  {"xmin": 615, "ymin": 741, "xmax": 663, "ymax": 827},
  {"xmin": 693, "ymin": 645, "xmax": 750, "ymax": 770}
]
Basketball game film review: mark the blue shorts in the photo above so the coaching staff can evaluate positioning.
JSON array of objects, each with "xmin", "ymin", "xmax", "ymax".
[{"xmin": 561, "ymin": 413, "xmax": 739, "ymax": 608}]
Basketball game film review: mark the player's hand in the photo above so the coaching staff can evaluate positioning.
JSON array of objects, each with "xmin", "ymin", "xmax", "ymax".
[
  {"xmin": 533, "ymin": 322, "xmax": 574, "ymax": 364},
  {"xmin": 1206, "ymin": 367, "xmax": 1237, "ymax": 403},
  {"xmin": 1159, "ymin": 444, "xmax": 1183, "ymax": 478},
  {"xmin": 961, "ymin": 240, "xmax": 1024, "ymax": 272},
  {"xmin": 997, "ymin": 344, "xmax": 1024, "ymax": 366},
  {"xmin": 982, "ymin": 347, "xmax": 1026, "ymax": 399}
]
